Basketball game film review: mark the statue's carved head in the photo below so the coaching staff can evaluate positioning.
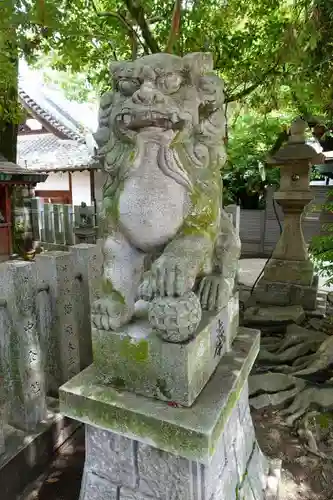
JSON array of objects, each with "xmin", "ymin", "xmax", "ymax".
[
  {"xmin": 95, "ymin": 52, "xmax": 225, "ymax": 150},
  {"xmin": 95, "ymin": 53, "xmax": 226, "ymax": 189}
]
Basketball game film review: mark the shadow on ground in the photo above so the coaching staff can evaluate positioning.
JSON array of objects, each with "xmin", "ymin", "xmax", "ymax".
[
  {"xmin": 253, "ymin": 408, "xmax": 333, "ymax": 500},
  {"xmin": 21, "ymin": 428, "xmax": 85, "ymax": 500}
]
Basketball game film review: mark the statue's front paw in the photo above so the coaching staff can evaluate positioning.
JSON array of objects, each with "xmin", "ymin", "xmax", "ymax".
[
  {"xmin": 91, "ymin": 298, "xmax": 130, "ymax": 331},
  {"xmin": 197, "ymin": 275, "xmax": 234, "ymax": 311},
  {"xmin": 138, "ymin": 256, "xmax": 196, "ymax": 300}
]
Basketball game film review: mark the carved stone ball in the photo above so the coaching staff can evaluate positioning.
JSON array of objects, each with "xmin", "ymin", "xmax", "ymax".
[{"xmin": 148, "ymin": 292, "xmax": 202, "ymax": 343}]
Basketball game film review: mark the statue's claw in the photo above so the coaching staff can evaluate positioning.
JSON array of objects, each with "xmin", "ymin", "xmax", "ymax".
[
  {"xmin": 91, "ymin": 298, "xmax": 131, "ymax": 331},
  {"xmin": 196, "ymin": 275, "xmax": 234, "ymax": 311},
  {"xmin": 138, "ymin": 256, "xmax": 197, "ymax": 299}
]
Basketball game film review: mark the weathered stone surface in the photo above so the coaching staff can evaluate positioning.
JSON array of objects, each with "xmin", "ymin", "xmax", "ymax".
[
  {"xmin": 0, "ymin": 261, "xmax": 46, "ymax": 431},
  {"xmin": 60, "ymin": 327, "xmax": 260, "ymax": 463},
  {"xmin": 91, "ymin": 52, "xmax": 240, "ymax": 345},
  {"xmin": 70, "ymin": 244, "xmax": 97, "ymax": 370},
  {"xmin": 137, "ymin": 443, "xmax": 192, "ymax": 498},
  {"xmin": 253, "ymin": 278, "xmax": 318, "ymax": 310},
  {"xmin": 85, "ymin": 426, "xmax": 137, "ymax": 489},
  {"xmin": 80, "ymin": 471, "xmax": 118, "ymax": 500},
  {"xmin": 36, "ymin": 251, "xmax": 81, "ymax": 394},
  {"xmin": 92, "ymin": 292, "xmax": 239, "ymax": 406},
  {"xmin": 244, "ymin": 305, "xmax": 305, "ymax": 325},
  {"xmin": 43, "ymin": 203, "xmax": 55, "ymax": 244},
  {"xmin": 120, "ymin": 489, "xmax": 153, "ymax": 500}
]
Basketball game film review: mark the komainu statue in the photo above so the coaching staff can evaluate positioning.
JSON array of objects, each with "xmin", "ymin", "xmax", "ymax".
[{"xmin": 92, "ymin": 52, "xmax": 240, "ymax": 342}]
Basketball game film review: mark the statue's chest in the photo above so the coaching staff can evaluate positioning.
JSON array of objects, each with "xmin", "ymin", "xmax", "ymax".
[{"xmin": 118, "ymin": 161, "xmax": 189, "ymax": 252}]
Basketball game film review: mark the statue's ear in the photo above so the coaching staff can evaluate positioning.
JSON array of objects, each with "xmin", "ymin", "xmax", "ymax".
[
  {"xmin": 109, "ymin": 60, "xmax": 122, "ymax": 77},
  {"xmin": 183, "ymin": 52, "xmax": 214, "ymax": 75}
]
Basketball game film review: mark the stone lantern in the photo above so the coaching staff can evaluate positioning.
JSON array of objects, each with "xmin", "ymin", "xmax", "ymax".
[{"xmin": 254, "ymin": 118, "xmax": 325, "ymax": 310}]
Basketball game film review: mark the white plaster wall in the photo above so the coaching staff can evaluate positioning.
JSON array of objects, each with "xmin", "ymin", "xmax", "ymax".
[
  {"xmin": 34, "ymin": 170, "xmax": 92, "ymax": 206},
  {"xmin": 35, "ymin": 171, "xmax": 69, "ymax": 191},
  {"xmin": 71, "ymin": 171, "xmax": 91, "ymax": 206}
]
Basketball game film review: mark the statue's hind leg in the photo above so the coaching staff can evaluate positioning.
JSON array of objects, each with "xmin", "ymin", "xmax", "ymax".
[{"xmin": 91, "ymin": 232, "xmax": 145, "ymax": 331}]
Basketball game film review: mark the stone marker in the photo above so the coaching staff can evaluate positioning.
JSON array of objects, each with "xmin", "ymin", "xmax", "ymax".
[
  {"xmin": 0, "ymin": 261, "xmax": 46, "ymax": 431},
  {"xmin": 60, "ymin": 52, "xmax": 279, "ymax": 499},
  {"xmin": 36, "ymin": 251, "xmax": 81, "ymax": 395},
  {"xmin": 70, "ymin": 243, "xmax": 98, "ymax": 370}
]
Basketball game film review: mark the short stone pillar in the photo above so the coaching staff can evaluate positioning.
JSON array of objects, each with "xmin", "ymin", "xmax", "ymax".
[
  {"xmin": 0, "ymin": 261, "xmax": 47, "ymax": 431},
  {"xmin": 36, "ymin": 251, "xmax": 81, "ymax": 395},
  {"xmin": 254, "ymin": 118, "xmax": 325, "ymax": 310}
]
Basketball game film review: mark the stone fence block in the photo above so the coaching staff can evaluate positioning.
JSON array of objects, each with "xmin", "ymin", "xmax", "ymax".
[
  {"xmin": 53, "ymin": 204, "xmax": 65, "ymax": 245},
  {"xmin": 44, "ymin": 203, "xmax": 56, "ymax": 244},
  {"xmin": 87, "ymin": 239, "xmax": 104, "ymax": 306},
  {"xmin": 0, "ymin": 261, "xmax": 46, "ymax": 431},
  {"xmin": 70, "ymin": 243, "xmax": 98, "ymax": 370},
  {"xmin": 63, "ymin": 205, "xmax": 75, "ymax": 246},
  {"xmin": 36, "ymin": 251, "xmax": 81, "ymax": 394}
]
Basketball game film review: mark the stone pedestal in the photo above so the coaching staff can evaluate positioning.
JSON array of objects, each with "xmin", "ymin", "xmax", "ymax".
[
  {"xmin": 60, "ymin": 328, "xmax": 278, "ymax": 500},
  {"xmin": 92, "ymin": 292, "xmax": 239, "ymax": 407}
]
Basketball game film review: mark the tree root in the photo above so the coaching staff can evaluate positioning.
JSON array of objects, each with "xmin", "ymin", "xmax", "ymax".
[
  {"xmin": 249, "ymin": 373, "xmax": 306, "ymax": 410},
  {"xmin": 258, "ymin": 341, "xmax": 320, "ymax": 363},
  {"xmin": 293, "ymin": 336, "xmax": 333, "ymax": 376},
  {"xmin": 297, "ymin": 411, "xmax": 333, "ymax": 461}
]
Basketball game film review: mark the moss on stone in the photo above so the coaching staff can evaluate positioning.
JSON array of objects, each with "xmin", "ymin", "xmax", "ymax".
[
  {"xmin": 60, "ymin": 388, "xmax": 206, "ymax": 460},
  {"xmin": 101, "ymin": 278, "xmax": 125, "ymax": 304},
  {"xmin": 156, "ymin": 378, "xmax": 172, "ymax": 400},
  {"xmin": 119, "ymin": 337, "xmax": 149, "ymax": 363}
]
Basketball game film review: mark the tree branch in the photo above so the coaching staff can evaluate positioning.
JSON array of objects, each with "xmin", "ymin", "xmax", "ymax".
[
  {"xmin": 165, "ymin": 0, "xmax": 181, "ymax": 53},
  {"xmin": 122, "ymin": 0, "xmax": 160, "ymax": 53},
  {"xmin": 225, "ymin": 65, "xmax": 281, "ymax": 103},
  {"xmin": 89, "ymin": 0, "xmax": 149, "ymax": 54}
]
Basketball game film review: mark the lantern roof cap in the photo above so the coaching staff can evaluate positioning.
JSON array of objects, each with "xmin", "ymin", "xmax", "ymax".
[{"xmin": 267, "ymin": 118, "xmax": 325, "ymax": 166}]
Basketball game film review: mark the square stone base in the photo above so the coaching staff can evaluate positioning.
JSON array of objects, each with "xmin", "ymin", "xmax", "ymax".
[
  {"xmin": 262, "ymin": 258, "xmax": 314, "ymax": 286},
  {"xmin": 60, "ymin": 327, "xmax": 279, "ymax": 499},
  {"xmin": 92, "ymin": 292, "xmax": 239, "ymax": 407},
  {"xmin": 253, "ymin": 275, "xmax": 318, "ymax": 310}
]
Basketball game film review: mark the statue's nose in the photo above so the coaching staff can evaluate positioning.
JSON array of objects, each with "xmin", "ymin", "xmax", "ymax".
[{"xmin": 132, "ymin": 82, "xmax": 165, "ymax": 105}]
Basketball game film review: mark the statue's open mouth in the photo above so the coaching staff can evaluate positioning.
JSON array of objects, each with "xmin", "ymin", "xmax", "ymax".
[{"xmin": 116, "ymin": 111, "xmax": 184, "ymax": 132}]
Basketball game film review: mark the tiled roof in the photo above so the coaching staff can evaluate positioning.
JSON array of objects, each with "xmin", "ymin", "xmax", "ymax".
[
  {"xmin": 18, "ymin": 60, "xmax": 98, "ymax": 144},
  {"xmin": 17, "ymin": 133, "xmax": 99, "ymax": 171},
  {"xmin": 0, "ymin": 154, "xmax": 47, "ymax": 182}
]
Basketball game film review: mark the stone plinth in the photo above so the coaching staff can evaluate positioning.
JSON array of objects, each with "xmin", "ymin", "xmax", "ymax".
[
  {"xmin": 60, "ymin": 328, "xmax": 277, "ymax": 500},
  {"xmin": 252, "ymin": 276, "xmax": 319, "ymax": 311},
  {"xmin": 92, "ymin": 292, "xmax": 239, "ymax": 407}
]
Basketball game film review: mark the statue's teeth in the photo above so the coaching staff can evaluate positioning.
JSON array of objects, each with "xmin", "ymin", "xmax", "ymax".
[{"xmin": 123, "ymin": 114, "xmax": 131, "ymax": 125}]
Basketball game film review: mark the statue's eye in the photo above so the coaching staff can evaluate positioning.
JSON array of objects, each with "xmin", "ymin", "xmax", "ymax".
[
  {"xmin": 156, "ymin": 73, "xmax": 182, "ymax": 94},
  {"xmin": 117, "ymin": 78, "xmax": 141, "ymax": 96}
]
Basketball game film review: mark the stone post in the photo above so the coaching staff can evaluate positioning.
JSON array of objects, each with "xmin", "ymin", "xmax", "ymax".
[
  {"xmin": 44, "ymin": 203, "xmax": 55, "ymax": 244},
  {"xmin": 0, "ymin": 262, "xmax": 47, "ymax": 431},
  {"xmin": 30, "ymin": 197, "xmax": 42, "ymax": 242},
  {"xmin": 0, "ymin": 299, "xmax": 9, "ymax": 454},
  {"xmin": 53, "ymin": 204, "xmax": 65, "ymax": 245},
  {"xmin": 253, "ymin": 118, "xmax": 325, "ymax": 310},
  {"xmin": 36, "ymin": 251, "xmax": 81, "ymax": 395},
  {"xmin": 63, "ymin": 204, "xmax": 75, "ymax": 246},
  {"xmin": 69, "ymin": 243, "xmax": 100, "ymax": 370}
]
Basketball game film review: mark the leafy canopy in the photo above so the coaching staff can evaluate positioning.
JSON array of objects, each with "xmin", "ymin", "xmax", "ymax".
[{"xmin": 0, "ymin": 0, "xmax": 332, "ymax": 115}]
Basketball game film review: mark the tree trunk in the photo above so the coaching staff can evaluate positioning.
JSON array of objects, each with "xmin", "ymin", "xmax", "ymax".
[
  {"xmin": 0, "ymin": 122, "xmax": 18, "ymax": 163},
  {"xmin": 0, "ymin": 0, "xmax": 19, "ymax": 163}
]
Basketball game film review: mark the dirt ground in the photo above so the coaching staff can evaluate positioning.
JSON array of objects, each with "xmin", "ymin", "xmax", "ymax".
[{"xmin": 253, "ymin": 407, "xmax": 333, "ymax": 500}]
